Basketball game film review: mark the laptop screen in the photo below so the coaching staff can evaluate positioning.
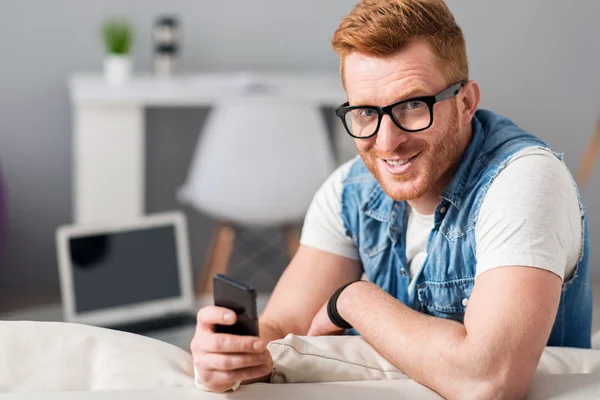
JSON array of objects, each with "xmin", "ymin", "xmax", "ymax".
[{"xmin": 68, "ymin": 225, "xmax": 182, "ymax": 313}]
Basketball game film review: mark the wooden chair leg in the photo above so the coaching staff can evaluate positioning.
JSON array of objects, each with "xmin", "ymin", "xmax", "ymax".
[
  {"xmin": 577, "ymin": 115, "xmax": 600, "ymax": 189},
  {"xmin": 285, "ymin": 225, "xmax": 300, "ymax": 260},
  {"xmin": 196, "ymin": 222, "xmax": 236, "ymax": 295}
]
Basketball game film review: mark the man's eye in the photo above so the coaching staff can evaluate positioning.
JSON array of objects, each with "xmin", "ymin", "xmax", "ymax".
[
  {"xmin": 358, "ymin": 109, "xmax": 377, "ymax": 118},
  {"xmin": 407, "ymin": 101, "xmax": 425, "ymax": 110}
]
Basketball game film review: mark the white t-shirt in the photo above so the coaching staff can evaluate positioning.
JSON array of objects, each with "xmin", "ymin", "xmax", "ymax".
[{"xmin": 300, "ymin": 149, "xmax": 581, "ymax": 281}]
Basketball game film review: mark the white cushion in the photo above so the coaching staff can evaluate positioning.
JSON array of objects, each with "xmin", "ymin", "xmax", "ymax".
[
  {"xmin": 537, "ymin": 346, "xmax": 600, "ymax": 374},
  {"xmin": 0, "ymin": 321, "xmax": 194, "ymax": 392},
  {"xmin": 3, "ymin": 320, "xmax": 600, "ymax": 398},
  {"xmin": 268, "ymin": 334, "xmax": 600, "ymax": 384},
  {"xmin": 592, "ymin": 330, "xmax": 600, "ymax": 349},
  {"xmin": 268, "ymin": 334, "xmax": 406, "ymax": 383}
]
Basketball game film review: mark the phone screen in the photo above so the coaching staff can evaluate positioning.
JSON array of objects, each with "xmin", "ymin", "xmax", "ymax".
[{"xmin": 213, "ymin": 274, "xmax": 259, "ymax": 337}]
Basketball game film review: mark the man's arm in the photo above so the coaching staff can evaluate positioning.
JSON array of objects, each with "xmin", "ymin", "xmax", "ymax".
[
  {"xmin": 335, "ymin": 266, "xmax": 561, "ymax": 400},
  {"xmin": 192, "ymin": 245, "xmax": 361, "ymax": 392},
  {"xmin": 259, "ymin": 245, "xmax": 363, "ymax": 343}
]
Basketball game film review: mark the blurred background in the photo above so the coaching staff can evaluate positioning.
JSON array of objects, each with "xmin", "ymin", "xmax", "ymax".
[{"xmin": 0, "ymin": 0, "xmax": 599, "ymax": 315}]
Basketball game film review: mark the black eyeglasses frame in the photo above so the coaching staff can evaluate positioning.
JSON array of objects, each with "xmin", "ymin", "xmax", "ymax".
[{"xmin": 335, "ymin": 81, "xmax": 466, "ymax": 139}]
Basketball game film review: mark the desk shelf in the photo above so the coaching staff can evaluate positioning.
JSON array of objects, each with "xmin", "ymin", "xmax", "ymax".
[{"xmin": 69, "ymin": 72, "xmax": 347, "ymax": 224}]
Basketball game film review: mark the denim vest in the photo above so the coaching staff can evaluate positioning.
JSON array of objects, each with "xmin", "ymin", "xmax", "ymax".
[{"xmin": 341, "ymin": 109, "xmax": 592, "ymax": 348}]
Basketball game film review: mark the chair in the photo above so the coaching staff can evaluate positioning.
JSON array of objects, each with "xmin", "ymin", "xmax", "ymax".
[
  {"xmin": 577, "ymin": 114, "xmax": 600, "ymax": 189},
  {"xmin": 178, "ymin": 94, "xmax": 336, "ymax": 293}
]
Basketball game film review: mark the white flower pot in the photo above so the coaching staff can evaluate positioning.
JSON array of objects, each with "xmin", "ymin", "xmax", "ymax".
[{"xmin": 104, "ymin": 55, "xmax": 132, "ymax": 86}]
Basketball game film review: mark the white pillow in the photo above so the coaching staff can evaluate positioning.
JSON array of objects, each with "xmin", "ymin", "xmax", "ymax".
[
  {"xmin": 0, "ymin": 321, "xmax": 195, "ymax": 392},
  {"xmin": 537, "ymin": 347, "xmax": 600, "ymax": 374},
  {"xmin": 267, "ymin": 334, "xmax": 406, "ymax": 383},
  {"xmin": 268, "ymin": 334, "xmax": 600, "ymax": 384}
]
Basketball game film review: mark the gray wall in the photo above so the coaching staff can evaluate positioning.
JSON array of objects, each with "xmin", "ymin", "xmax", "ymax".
[{"xmin": 0, "ymin": 1, "xmax": 599, "ymax": 304}]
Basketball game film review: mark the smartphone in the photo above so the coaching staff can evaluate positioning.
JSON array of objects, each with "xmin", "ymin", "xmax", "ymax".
[{"xmin": 213, "ymin": 274, "xmax": 259, "ymax": 337}]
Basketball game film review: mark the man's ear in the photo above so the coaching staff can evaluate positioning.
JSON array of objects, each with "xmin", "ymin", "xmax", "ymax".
[{"xmin": 459, "ymin": 80, "xmax": 481, "ymax": 127}]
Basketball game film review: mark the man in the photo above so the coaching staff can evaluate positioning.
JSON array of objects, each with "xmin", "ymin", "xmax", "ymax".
[{"xmin": 191, "ymin": 0, "xmax": 592, "ymax": 398}]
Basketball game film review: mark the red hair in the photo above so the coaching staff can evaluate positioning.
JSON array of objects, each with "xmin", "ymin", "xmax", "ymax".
[{"xmin": 332, "ymin": 0, "xmax": 468, "ymax": 85}]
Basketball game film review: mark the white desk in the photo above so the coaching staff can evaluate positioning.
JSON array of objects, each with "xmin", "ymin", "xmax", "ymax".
[{"xmin": 69, "ymin": 72, "xmax": 347, "ymax": 223}]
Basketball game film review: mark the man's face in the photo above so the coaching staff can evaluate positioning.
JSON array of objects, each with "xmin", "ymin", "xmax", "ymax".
[{"xmin": 344, "ymin": 41, "xmax": 464, "ymax": 201}]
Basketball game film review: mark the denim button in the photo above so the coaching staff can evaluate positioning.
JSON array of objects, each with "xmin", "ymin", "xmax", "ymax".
[
  {"xmin": 440, "ymin": 206, "xmax": 448, "ymax": 214},
  {"xmin": 462, "ymin": 298, "xmax": 469, "ymax": 307},
  {"xmin": 400, "ymin": 269, "xmax": 407, "ymax": 276}
]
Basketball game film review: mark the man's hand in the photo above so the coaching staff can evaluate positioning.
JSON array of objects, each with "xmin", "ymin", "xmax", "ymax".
[
  {"xmin": 191, "ymin": 306, "xmax": 273, "ymax": 393},
  {"xmin": 307, "ymin": 301, "xmax": 345, "ymax": 336}
]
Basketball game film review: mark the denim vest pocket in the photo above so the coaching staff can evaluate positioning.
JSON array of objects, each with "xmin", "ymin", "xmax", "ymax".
[
  {"xmin": 359, "ymin": 238, "xmax": 391, "ymax": 274},
  {"xmin": 357, "ymin": 228, "xmax": 392, "ymax": 280},
  {"xmin": 417, "ymin": 278, "xmax": 475, "ymax": 323},
  {"xmin": 357, "ymin": 217, "xmax": 391, "ymax": 257}
]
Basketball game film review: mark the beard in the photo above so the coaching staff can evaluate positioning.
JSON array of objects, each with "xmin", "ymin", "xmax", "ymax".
[{"xmin": 358, "ymin": 103, "xmax": 462, "ymax": 201}]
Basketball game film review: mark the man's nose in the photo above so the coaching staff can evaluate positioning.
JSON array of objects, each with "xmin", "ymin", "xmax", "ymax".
[{"xmin": 375, "ymin": 114, "xmax": 408, "ymax": 152}]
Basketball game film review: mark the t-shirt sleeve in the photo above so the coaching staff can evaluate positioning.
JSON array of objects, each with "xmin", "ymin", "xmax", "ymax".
[
  {"xmin": 300, "ymin": 159, "xmax": 360, "ymax": 260},
  {"xmin": 475, "ymin": 150, "xmax": 582, "ymax": 281}
]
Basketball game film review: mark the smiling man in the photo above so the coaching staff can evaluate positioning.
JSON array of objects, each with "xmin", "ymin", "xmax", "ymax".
[{"xmin": 191, "ymin": 1, "xmax": 592, "ymax": 398}]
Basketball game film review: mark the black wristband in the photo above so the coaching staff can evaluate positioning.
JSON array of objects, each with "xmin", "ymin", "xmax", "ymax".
[{"xmin": 327, "ymin": 281, "xmax": 359, "ymax": 330}]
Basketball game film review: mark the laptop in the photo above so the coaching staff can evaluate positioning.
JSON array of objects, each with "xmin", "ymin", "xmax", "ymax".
[{"xmin": 56, "ymin": 211, "xmax": 197, "ymax": 334}]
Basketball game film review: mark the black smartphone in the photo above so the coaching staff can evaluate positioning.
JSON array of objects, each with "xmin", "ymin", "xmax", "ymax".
[{"xmin": 213, "ymin": 274, "xmax": 259, "ymax": 337}]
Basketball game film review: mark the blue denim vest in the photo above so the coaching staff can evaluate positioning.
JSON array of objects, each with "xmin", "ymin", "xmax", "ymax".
[{"xmin": 341, "ymin": 109, "xmax": 592, "ymax": 348}]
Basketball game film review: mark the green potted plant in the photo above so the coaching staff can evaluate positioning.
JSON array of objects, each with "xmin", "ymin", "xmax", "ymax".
[{"xmin": 102, "ymin": 18, "xmax": 134, "ymax": 85}]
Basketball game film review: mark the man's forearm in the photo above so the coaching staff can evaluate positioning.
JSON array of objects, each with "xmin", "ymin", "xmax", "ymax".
[
  {"xmin": 336, "ymin": 282, "xmax": 502, "ymax": 400},
  {"xmin": 258, "ymin": 319, "xmax": 288, "ymax": 344}
]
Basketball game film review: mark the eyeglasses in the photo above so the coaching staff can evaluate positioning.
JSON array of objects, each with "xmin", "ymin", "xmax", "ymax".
[{"xmin": 335, "ymin": 81, "xmax": 466, "ymax": 139}]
